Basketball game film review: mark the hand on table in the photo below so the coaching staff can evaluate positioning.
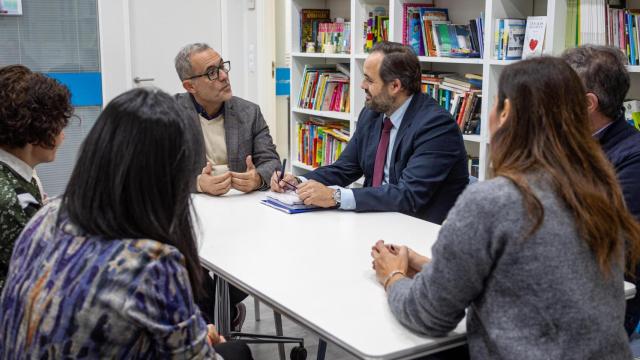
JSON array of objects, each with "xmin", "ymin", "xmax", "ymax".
[
  {"xmin": 231, "ymin": 155, "xmax": 262, "ymax": 193},
  {"xmin": 206, "ymin": 324, "xmax": 226, "ymax": 345},
  {"xmin": 269, "ymin": 170, "xmax": 299, "ymax": 192},
  {"xmin": 382, "ymin": 243, "xmax": 430, "ymax": 278},
  {"xmin": 296, "ymin": 180, "xmax": 337, "ymax": 208},
  {"xmin": 198, "ymin": 162, "xmax": 232, "ymax": 196},
  {"xmin": 371, "ymin": 240, "xmax": 410, "ymax": 290}
]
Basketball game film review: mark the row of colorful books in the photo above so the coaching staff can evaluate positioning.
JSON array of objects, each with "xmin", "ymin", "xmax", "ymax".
[
  {"xmin": 565, "ymin": 1, "xmax": 640, "ymax": 65},
  {"xmin": 565, "ymin": 0, "xmax": 608, "ymax": 49},
  {"xmin": 297, "ymin": 118, "xmax": 350, "ymax": 168},
  {"xmin": 299, "ymin": 9, "xmax": 351, "ymax": 53},
  {"xmin": 608, "ymin": 8, "xmax": 639, "ymax": 63},
  {"xmin": 363, "ymin": 7, "xmax": 389, "ymax": 53},
  {"xmin": 402, "ymin": 2, "xmax": 484, "ymax": 58},
  {"xmin": 421, "ymin": 71, "xmax": 482, "ymax": 135},
  {"xmin": 297, "ymin": 64, "xmax": 350, "ymax": 113},
  {"xmin": 495, "ymin": 17, "xmax": 547, "ymax": 60}
]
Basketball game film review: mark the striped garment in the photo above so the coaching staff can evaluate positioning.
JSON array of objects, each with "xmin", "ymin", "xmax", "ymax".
[{"xmin": 0, "ymin": 200, "xmax": 218, "ymax": 359}]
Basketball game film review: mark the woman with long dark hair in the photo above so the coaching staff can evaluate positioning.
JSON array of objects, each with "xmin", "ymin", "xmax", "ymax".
[
  {"xmin": 371, "ymin": 57, "xmax": 640, "ymax": 359},
  {"xmin": 0, "ymin": 88, "xmax": 252, "ymax": 359}
]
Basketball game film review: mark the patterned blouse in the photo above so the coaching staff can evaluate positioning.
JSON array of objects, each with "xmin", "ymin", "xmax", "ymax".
[
  {"xmin": 0, "ymin": 200, "xmax": 219, "ymax": 359},
  {"xmin": 0, "ymin": 158, "xmax": 42, "ymax": 292}
]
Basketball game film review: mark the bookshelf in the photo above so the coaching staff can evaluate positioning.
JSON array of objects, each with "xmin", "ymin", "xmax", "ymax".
[{"xmin": 289, "ymin": 0, "xmax": 635, "ymax": 182}]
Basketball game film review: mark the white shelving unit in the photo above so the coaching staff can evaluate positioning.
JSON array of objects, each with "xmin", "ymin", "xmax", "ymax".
[{"xmin": 288, "ymin": 0, "xmax": 623, "ymax": 181}]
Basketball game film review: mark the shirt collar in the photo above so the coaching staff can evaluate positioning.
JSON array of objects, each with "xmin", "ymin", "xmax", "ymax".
[
  {"xmin": 190, "ymin": 94, "xmax": 224, "ymax": 120},
  {"xmin": 387, "ymin": 95, "xmax": 413, "ymax": 129},
  {"xmin": 0, "ymin": 148, "xmax": 34, "ymax": 182},
  {"xmin": 592, "ymin": 121, "xmax": 615, "ymax": 139}
]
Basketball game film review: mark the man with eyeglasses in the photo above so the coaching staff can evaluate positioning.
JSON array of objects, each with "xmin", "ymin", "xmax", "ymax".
[
  {"xmin": 174, "ymin": 43, "xmax": 280, "ymax": 197},
  {"xmin": 174, "ymin": 43, "xmax": 280, "ymax": 333}
]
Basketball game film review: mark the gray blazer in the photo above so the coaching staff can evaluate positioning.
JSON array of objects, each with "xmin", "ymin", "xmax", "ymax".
[{"xmin": 175, "ymin": 93, "xmax": 280, "ymax": 189}]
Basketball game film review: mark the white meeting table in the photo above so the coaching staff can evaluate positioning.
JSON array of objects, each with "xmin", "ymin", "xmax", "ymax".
[
  {"xmin": 193, "ymin": 190, "xmax": 466, "ymax": 360},
  {"xmin": 193, "ymin": 190, "xmax": 637, "ymax": 360}
]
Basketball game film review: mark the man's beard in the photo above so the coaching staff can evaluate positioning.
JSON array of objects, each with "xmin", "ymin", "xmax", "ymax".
[{"xmin": 365, "ymin": 90, "xmax": 394, "ymax": 114}]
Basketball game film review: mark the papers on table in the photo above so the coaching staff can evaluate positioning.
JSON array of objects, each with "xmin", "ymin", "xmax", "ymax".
[{"xmin": 260, "ymin": 191, "xmax": 321, "ymax": 214}]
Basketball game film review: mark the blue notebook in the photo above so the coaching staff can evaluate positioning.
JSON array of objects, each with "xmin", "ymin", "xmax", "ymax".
[
  {"xmin": 260, "ymin": 199, "xmax": 321, "ymax": 214},
  {"xmin": 260, "ymin": 191, "xmax": 323, "ymax": 214}
]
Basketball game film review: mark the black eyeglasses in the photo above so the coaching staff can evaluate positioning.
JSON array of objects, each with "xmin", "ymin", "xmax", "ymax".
[{"xmin": 186, "ymin": 61, "xmax": 231, "ymax": 81}]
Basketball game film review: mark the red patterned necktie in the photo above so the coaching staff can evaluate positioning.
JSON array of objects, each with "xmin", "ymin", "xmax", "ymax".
[{"xmin": 372, "ymin": 117, "xmax": 393, "ymax": 187}]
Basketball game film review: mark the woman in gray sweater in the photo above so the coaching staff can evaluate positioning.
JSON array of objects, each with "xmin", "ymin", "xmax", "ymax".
[{"xmin": 371, "ymin": 57, "xmax": 640, "ymax": 359}]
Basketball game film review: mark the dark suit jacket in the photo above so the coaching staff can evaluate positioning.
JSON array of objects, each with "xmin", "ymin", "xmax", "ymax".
[
  {"xmin": 599, "ymin": 116, "xmax": 640, "ymax": 335},
  {"xmin": 175, "ymin": 93, "xmax": 280, "ymax": 189},
  {"xmin": 305, "ymin": 92, "xmax": 469, "ymax": 224}
]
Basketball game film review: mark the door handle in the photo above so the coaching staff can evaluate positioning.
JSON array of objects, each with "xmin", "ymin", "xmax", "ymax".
[{"xmin": 134, "ymin": 77, "xmax": 155, "ymax": 83}]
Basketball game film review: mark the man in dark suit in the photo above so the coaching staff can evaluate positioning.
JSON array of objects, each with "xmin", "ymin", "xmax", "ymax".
[
  {"xmin": 174, "ymin": 43, "xmax": 280, "ymax": 196},
  {"xmin": 563, "ymin": 45, "xmax": 640, "ymax": 342},
  {"xmin": 271, "ymin": 42, "xmax": 469, "ymax": 224}
]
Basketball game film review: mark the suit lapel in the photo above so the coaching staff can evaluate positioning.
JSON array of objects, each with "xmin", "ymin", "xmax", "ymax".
[
  {"xmin": 223, "ymin": 100, "xmax": 241, "ymax": 171},
  {"xmin": 389, "ymin": 95, "xmax": 419, "ymax": 183}
]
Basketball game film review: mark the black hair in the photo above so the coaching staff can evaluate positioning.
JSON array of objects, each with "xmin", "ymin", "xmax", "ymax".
[
  {"xmin": 371, "ymin": 41, "xmax": 422, "ymax": 95},
  {"xmin": 62, "ymin": 87, "xmax": 205, "ymax": 300}
]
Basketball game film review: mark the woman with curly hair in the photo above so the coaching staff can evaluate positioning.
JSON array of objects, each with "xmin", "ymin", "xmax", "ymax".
[{"xmin": 0, "ymin": 65, "xmax": 72, "ymax": 291}]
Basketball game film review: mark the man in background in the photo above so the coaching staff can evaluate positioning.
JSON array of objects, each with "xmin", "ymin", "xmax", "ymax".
[{"xmin": 563, "ymin": 44, "xmax": 640, "ymax": 347}]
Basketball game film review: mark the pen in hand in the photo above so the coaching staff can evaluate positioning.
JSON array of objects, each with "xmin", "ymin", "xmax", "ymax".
[{"xmin": 277, "ymin": 158, "xmax": 298, "ymax": 191}]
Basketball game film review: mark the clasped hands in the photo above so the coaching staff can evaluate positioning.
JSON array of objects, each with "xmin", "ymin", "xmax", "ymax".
[
  {"xmin": 370, "ymin": 240, "xmax": 430, "ymax": 291},
  {"xmin": 269, "ymin": 171, "xmax": 338, "ymax": 208},
  {"xmin": 198, "ymin": 155, "xmax": 262, "ymax": 195}
]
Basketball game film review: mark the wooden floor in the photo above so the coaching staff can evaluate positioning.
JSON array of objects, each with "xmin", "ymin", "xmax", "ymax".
[{"xmin": 239, "ymin": 297, "xmax": 359, "ymax": 360}]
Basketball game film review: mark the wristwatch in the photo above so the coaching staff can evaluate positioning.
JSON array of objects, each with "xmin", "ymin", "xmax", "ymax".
[{"xmin": 332, "ymin": 188, "xmax": 341, "ymax": 207}]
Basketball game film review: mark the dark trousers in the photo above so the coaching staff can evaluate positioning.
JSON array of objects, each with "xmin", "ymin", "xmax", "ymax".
[
  {"xmin": 214, "ymin": 340, "xmax": 254, "ymax": 360},
  {"xmin": 198, "ymin": 267, "xmax": 249, "ymax": 324}
]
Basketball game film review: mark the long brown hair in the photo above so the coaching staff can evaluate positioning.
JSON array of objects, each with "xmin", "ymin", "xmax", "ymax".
[{"xmin": 491, "ymin": 57, "xmax": 640, "ymax": 276}]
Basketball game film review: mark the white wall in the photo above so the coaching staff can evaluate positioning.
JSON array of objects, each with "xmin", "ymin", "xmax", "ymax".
[
  {"xmin": 274, "ymin": 0, "xmax": 292, "ymax": 159},
  {"xmin": 99, "ymin": 0, "xmax": 270, "ymax": 109},
  {"xmin": 98, "ymin": 0, "xmax": 132, "ymax": 105}
]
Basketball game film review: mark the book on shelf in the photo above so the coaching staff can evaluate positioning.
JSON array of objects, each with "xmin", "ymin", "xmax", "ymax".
[
  {"xmin": 624, "ymin": 100, "xmax": 640, "ymax": 130},
  {"xmin": 300, "ymin": 9, "xmax": 331, "ymax": 51},
  {"xmin": 297, "ymin": 64, "xmax": 350, "ymax": 112},
  {"xmin": 317, "ymin": 20, "xmax": 351, "ymax": 54},
  {"xmin": 401, "ymin": 4, "xmax": 483, "ymax": 58},
  {"xmin": 402, "ymin": 2, "xmax": 435, "ymax": 54},
  {"xmin": 522, "ymin": 16, "xmax": 547, "ymax": 59},
  {"xmin": 297, "ymin": 118, "xmax": 350, "ymax": 168},
  {"xmin": 421, "ymin": 71, "xmax": 482, "ymax": 134},
  {"xmin": 420, "ymin": 8, "xmax": 449, "ymax": 56},
  {"xmin": 468, "ymin": 156, "xmax": 480, "ymax": 178},
  {"xmin": 434, "ymin": 22, "xmax": 482, "ymax": 57},
  {"xmin": 494, "ymin": 18, "xmax": 526, "ymax": 60},
  {"xmin": 363, "ymin": 7, "xmax": 389, "ymax": 53},
  {"xmin": 565, "ymin": 1, "xmax": 640, "ymax": 65},
  {"xmin": 429, "ymin": 20, "xmax": 482, "ymax": 57}
]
